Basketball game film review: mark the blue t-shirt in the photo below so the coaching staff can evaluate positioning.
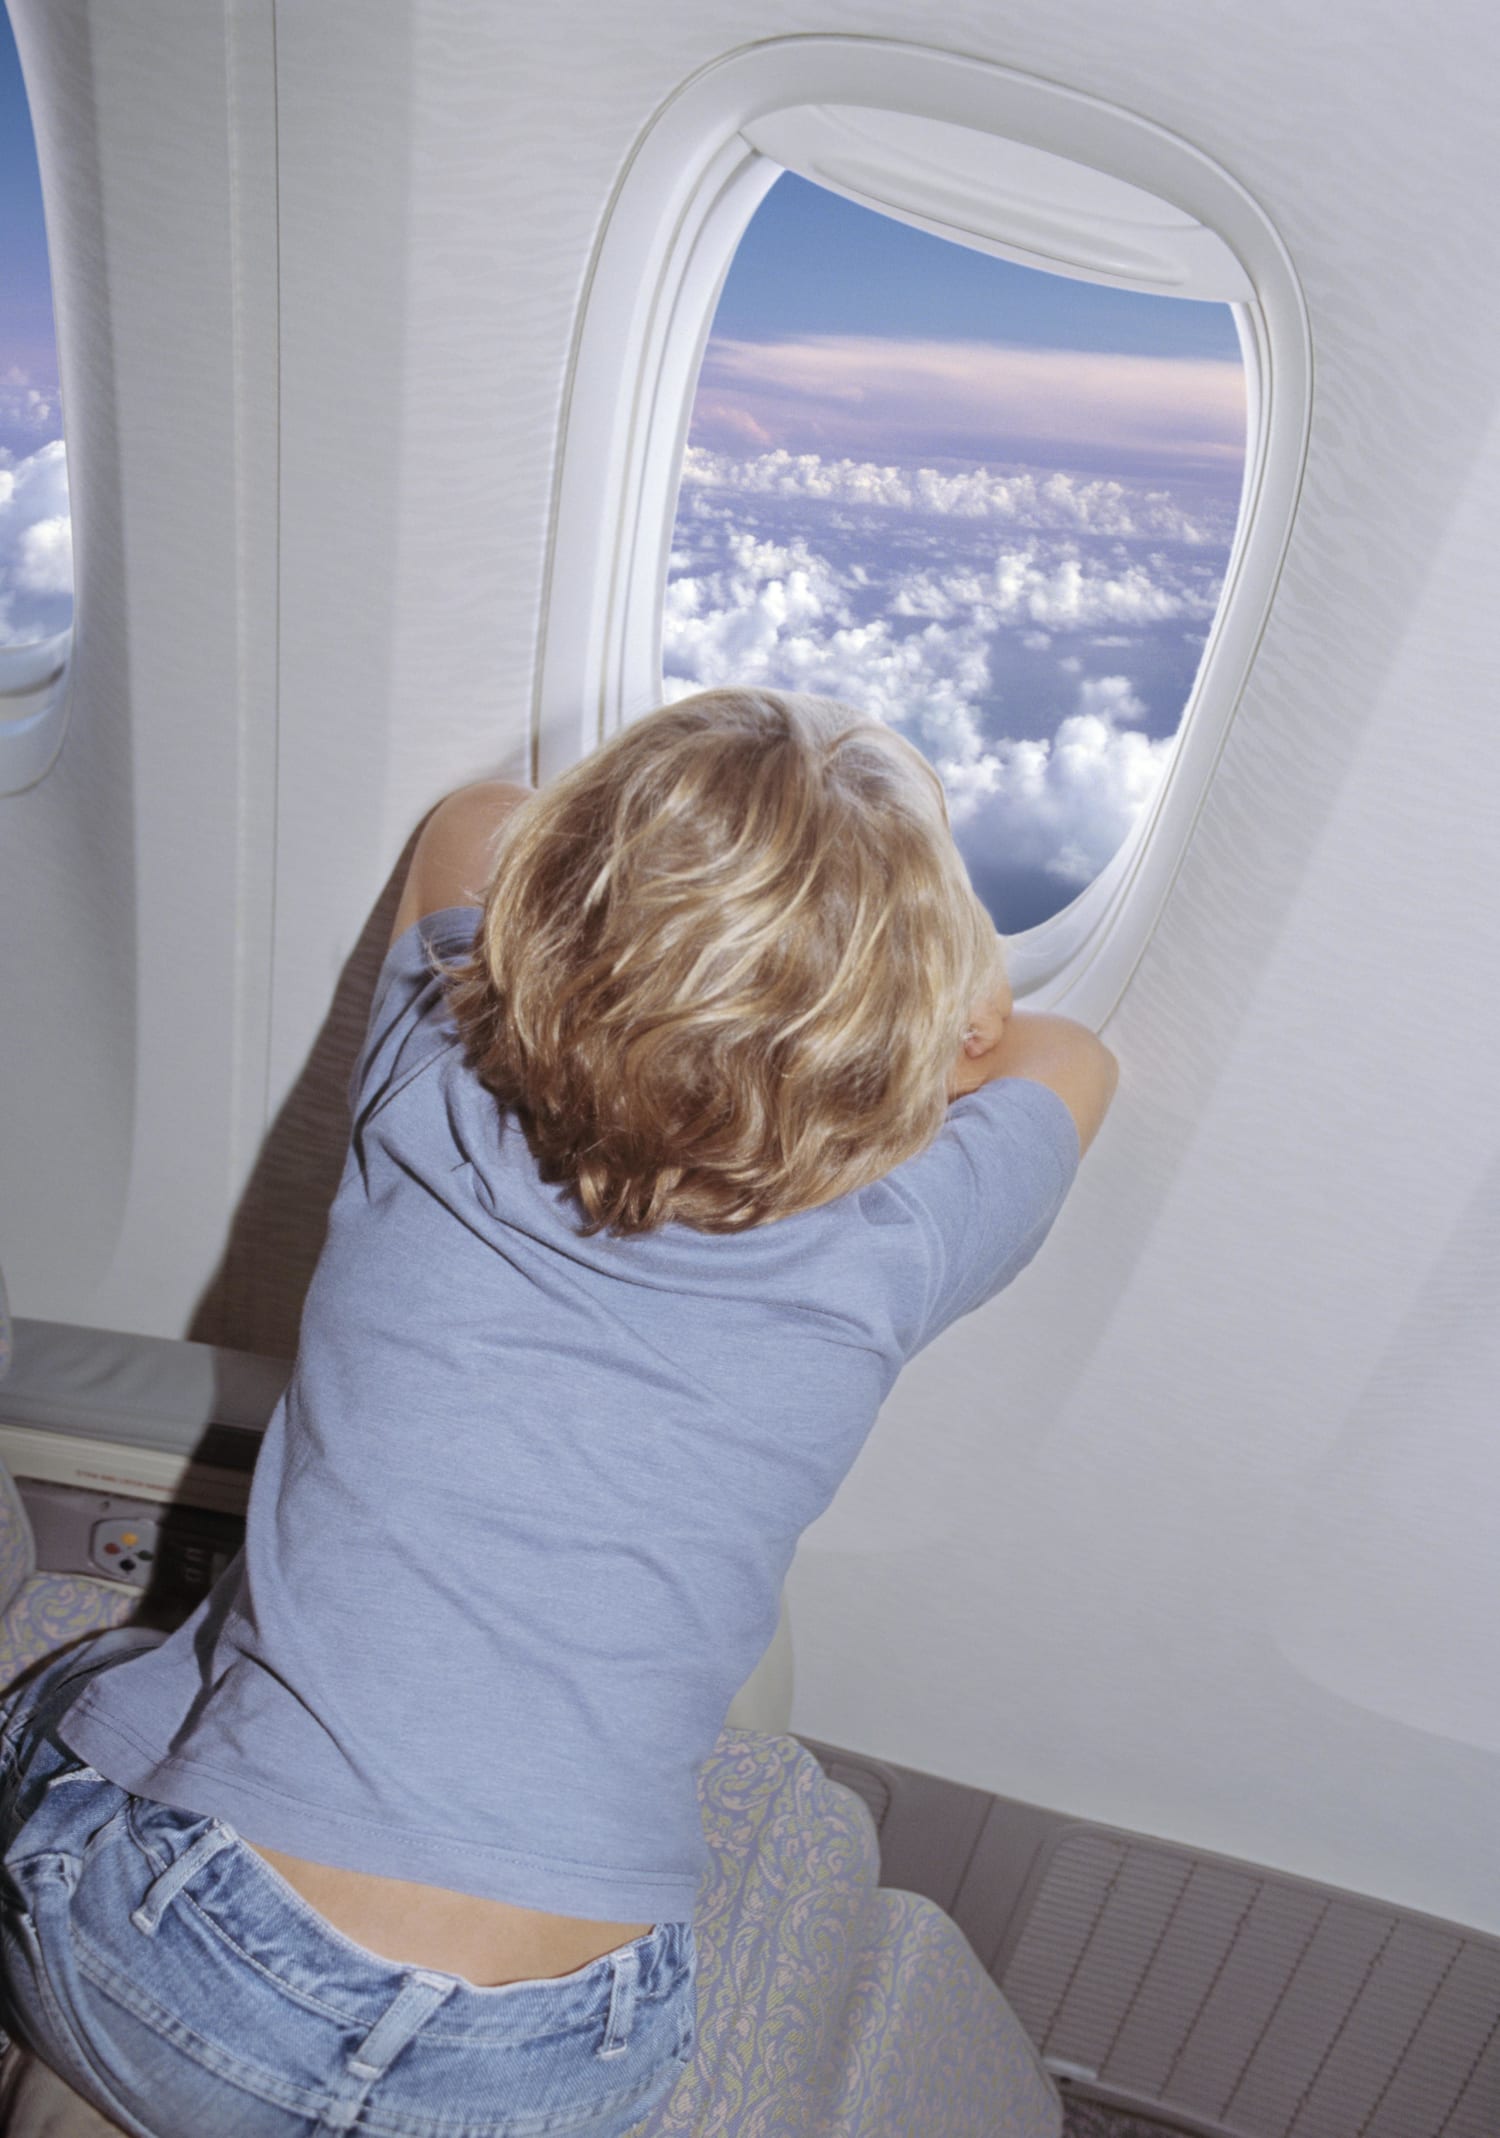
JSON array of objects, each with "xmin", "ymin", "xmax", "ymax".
[{"xmin": 61, "ymin": 907, "xmax": 1080, "ymax": 1921}]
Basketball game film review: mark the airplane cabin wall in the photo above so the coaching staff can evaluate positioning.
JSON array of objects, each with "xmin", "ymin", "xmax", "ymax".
[{"xmin": 2, "ymin": 0, "xmax": 1497, "ymax": 1933}]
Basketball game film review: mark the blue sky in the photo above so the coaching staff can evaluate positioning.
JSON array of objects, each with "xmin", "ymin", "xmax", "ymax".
[
  {"xmin": 665, "ymin": 174, "xmax": 1247, "ymax": 930},
  {"xmin": 1, "ymin": 5, "xmax": 70, "ymax": 648},
  {"xmin": 0, "ymin": 8, "xmax": 55, "ymax": 395},
  {"xmin": 716, "ymin": 174, "xmax": 1242, "ymax": 363}
]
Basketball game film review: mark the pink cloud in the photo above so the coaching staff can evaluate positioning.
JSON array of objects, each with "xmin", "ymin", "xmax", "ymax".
[
  {"xmin": 692, "ymin": 397, "xmax": 776, "ymax": 450},
  {"xmin": 690, "ymin": 335, "xmax": 1245, "ymax": 470}
]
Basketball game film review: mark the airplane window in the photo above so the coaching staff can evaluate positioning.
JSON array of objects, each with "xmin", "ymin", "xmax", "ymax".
[
  {"xmin": 663, "ymin": 173, "xmax": 1247, "ymax": 935},
  {"xmin": 0, "ymin": 6, "xmax": 70, "ymax": 657}
]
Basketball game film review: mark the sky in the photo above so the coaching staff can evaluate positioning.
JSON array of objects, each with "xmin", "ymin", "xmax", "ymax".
[
  {"xmin": 712, "ymin": 175, "xmax": 1243, "ymax": 363},
  {"xmin": 665, "ymin": 174, "xmax": 1246, "ymax": 932},
  {"xmin": 0, "ymin": 5, "xmax": 71, "ymax": 648}
]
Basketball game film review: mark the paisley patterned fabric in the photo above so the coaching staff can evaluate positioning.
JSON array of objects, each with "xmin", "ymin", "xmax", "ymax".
[
  {"xmin": 628, "ymin": 1728, "xmax": 1062, "ymax": 2138},
  {"xmin": 0, "ymin": 1460, "xmax": 152, "ymax": 1692},
  {"xmin": 0, "ymin": 1573, "xmax": 142, "ymax": 1691},
  {"xmin": 0, "ymin": 1462, "xmax": 34, "ymax": 1623}
]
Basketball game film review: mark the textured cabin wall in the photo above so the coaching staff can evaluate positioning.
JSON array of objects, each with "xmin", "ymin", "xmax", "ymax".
[
  {"xmin": 1, "ymin": 1, "xmax": 274, "ymax": 1332},
  {"xmin": 1, "ymin": 0, "xmax": 1496, "ymax": 1929}
]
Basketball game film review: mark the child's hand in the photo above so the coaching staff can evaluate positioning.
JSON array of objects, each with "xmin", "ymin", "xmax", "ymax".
[{"xmin": 946, "ymin": 971, "xmax": 1014, "ymax": 1099}]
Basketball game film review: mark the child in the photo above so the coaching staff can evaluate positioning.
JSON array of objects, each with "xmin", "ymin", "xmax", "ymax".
[{"xmin": 0, "ymin": 687, "xmax": 1115, "ymax": 2137}]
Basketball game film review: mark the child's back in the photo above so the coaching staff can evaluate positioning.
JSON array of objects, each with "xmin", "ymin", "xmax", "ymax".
[
  {"xmin": 47, "ymin": 688, "xmax": 1108, "ymax": 2034},
  {"xmin": 56, "ymin": 897, "xmax": 1081, "ymax": 1950}
]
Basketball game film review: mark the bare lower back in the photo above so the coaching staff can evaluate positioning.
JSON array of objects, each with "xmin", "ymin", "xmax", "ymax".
[{"xmin": 242, "ymin": 1837, "xmax": 653, "ymax": 1987}]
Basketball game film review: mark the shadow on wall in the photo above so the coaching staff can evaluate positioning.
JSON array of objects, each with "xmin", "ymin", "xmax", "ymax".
[
  {"xmin": 1266, "ymin": 1140, "xmax": 1500, "ymax": 1759},
  {"xmin": 188, "ymin": 834, "xmax": 421, "ymax": 1360}
]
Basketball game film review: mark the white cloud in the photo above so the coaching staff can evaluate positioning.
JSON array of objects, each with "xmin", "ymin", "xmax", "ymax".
[
  {"xmin": 0, "ymin": 438, "xmax": 73, "ymax": 645},
  {"xmin": 663, "ymin": 522, "xmax": 1172, "ymax": 895},
  {"xmin": 18, "ymin": 516, "xmax": 72, "ymax": 596},
  {"xmin": 680, "ymin": 445, "xmax": 1227, "ymax": 544},
  {"xmin": 0, "ymin": 368, "xmax": 60, "ymax": 439},
  {"xmin": 954, "ymin": 701, "xmax": 1174, "ymax": 887},
  {"xmin": 663, "ymin": 529, "xmax": 994, "ymax": 765},
  {"xmin": 1077, "ymin": 674, "xmax": 1148, "ymax": 724},
  {"xmin": 883, "ymin": 546, "xmax": 1218, "ymax": 635},
  {"xmin": 991, "ymin": 546, "xmax": 1213, "ymax": 628}
]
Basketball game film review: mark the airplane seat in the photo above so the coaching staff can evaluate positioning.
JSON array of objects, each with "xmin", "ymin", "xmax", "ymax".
[
  {"xmin": 0, "ymin": 1462, "xmax": 142, "ymax": 1693},
  {"xmin": 0, "ymin": 1286, "xmax": 146, "ymax": 1692},
  {"xmin": 624, "ymin": 1730, "xmax": 1062, "ymax": 2137}
]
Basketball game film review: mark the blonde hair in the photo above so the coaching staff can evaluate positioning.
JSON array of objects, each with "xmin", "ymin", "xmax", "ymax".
[{"xmin": 442, "ymin": 688, "xmax": 1004, "ymax": 1236}]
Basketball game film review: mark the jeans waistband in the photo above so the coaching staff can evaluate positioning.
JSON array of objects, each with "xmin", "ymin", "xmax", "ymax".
[
  {"xmin": 118, "ymin": 1789, "xmax": 694, "ymax": 2041},
  {"xmin": 5, "ymin": 1632, "xmax": 695, "ymax": 2051}
]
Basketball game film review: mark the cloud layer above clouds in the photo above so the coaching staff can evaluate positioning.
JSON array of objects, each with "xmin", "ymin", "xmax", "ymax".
[
  {"xmin": 664, "ymin": 445, "xmax": 1232, "ymax": 925},
  {"xmin": 692, "ymin": 335, "xmax": 1245, "ymax": 474},
  {"xmin": 663, "ymin": 523, "xmax": 1175, "ymax": 892},
  {"xmin": 0, "ymin": 438, "xmax": 73, "ymax": 646},
  {"xmin": 681, "ymin": 444, "xmax": 1231, "ymax": 545}
]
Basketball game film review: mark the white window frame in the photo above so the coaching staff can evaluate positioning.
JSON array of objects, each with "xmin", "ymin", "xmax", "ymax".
[
  {"xmin": 0, "ymin": 628, "xmax": 73, "ymax": 793},
  {"xmin": 534, "ymin": 36, "xmax": 1310, "ymax": 1025}
]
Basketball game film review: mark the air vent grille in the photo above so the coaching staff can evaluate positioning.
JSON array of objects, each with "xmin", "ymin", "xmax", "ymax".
[{"xmin": 997, "ymin": 1833, "xmax": 1500, "ymax": 2138}]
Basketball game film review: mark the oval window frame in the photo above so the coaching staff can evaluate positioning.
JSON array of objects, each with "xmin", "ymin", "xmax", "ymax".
[
  {"xmin": 535, "ymin": 36, "xmax": 1310, "ymax": 1024},
  {"xmin": 0, "ymin": 626, "xmax": 73, "ymax": 792}
]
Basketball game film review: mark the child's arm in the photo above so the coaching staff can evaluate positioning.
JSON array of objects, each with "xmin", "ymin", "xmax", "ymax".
[
  {"xmin": 950, "ymin": 1003, "xmax": 1118, "ymax": 1156},
  {"xmin": 389, "ymin": 780, "xmax": 534, "ymax": 946}
]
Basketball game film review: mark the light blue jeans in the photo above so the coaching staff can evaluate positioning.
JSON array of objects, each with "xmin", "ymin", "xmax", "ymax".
[{"xmin": 0, "ymin": 1629, "xmax": 697, "ymax": 2136}]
